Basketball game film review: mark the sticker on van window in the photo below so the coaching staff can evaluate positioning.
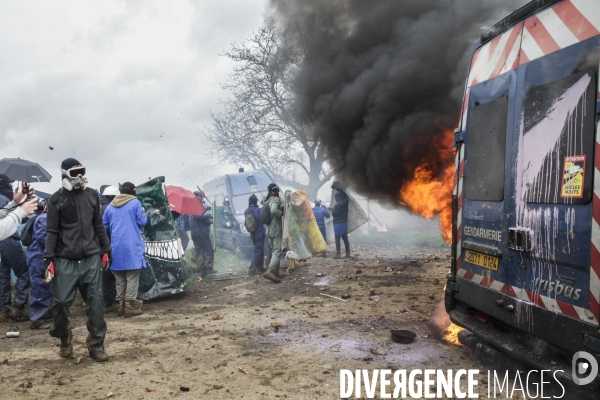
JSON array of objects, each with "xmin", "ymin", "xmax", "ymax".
[{"xmin": 560, "ymin": 155, "xmax": 586, "ymax": 198}]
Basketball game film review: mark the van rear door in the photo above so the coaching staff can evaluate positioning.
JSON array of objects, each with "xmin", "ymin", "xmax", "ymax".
[{"xmin": 507, "ymin": 26, "xmax": 600, "ymax": 327}]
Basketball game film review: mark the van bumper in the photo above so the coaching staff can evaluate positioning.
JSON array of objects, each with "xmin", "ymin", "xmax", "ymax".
[{"xmin": 447, "ymin": 276, "xmax": 600, "ymax": 354}]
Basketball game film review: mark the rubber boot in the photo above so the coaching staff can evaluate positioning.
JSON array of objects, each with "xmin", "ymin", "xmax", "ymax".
[
  {"xmin": 263, "ymin": 270, "xmax": 281, "ymax": 283},
  {"xmin": 248, "ymin": 265, "xmax": 258, "ymax": 276},
  {"xmin": 60, "ymin": 328, "xmax": 73, "ymax": 358},
  {"xmin": 0, "ymin": 310, "xmax": 9, "ymax": 323},
  {"xmin": 123, "ymin": 301, "xmax": 143, "ymax": 317},
  {"xmin": 345, "ymin": 251, "xmax": 351, "ymax": 258},
  {"xmin": 333, "ymin": 252, "xmax": 341, "ymax": 259},
  {"xmin": 9, "ymin": 306, "xmax": 28, "ymax": 321}
]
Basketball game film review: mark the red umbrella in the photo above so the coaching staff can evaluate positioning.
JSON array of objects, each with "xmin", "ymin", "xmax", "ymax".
[{"xmin": 166, "ymin": 185, "xmax": 206, "ymax": 216}]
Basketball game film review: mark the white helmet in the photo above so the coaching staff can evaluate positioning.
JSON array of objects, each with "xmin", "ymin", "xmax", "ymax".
[{"xmin": 102, "ymin": 186, "xmax": 119, "ymax": 196}]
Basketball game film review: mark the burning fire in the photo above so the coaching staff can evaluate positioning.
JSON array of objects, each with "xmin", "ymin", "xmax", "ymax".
[
  {"xmin": 376, "ymin": 226, "xmax": 388, "ymax": 233},
  {"xmin": 399, "ymin": 130, "xmax": 455, "ymax": 243},
  {"xmin": 443, "ymin": 323, "xmax": 465, "ymax": 346}
]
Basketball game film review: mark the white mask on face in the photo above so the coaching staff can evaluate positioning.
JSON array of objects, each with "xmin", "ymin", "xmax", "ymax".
[{"xmin": 62, "ymin": 176, "xmax": 88, "ymax": 191}]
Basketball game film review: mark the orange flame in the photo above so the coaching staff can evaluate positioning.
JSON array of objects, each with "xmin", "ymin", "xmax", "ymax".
[
  {"xmin": 443, "ymin": 323, "xmax": 465, "ymax": 346},
  {"xmin": 399, "ymin": 130, "xmax": 455, "ymax": 243}
]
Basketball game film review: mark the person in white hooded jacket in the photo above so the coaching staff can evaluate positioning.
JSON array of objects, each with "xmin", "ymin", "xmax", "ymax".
[{"xmin": 0, "ymin": 186, "xmax": 38, "ymax": 241}]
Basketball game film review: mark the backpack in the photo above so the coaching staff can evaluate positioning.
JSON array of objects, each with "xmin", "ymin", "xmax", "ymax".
[
  {"xmin": 259, "ymin": 200, "xmax": 272, "ymax": 225},
  {"xmin": 244, "ymin": 209, "xmax": 257, "ymax": 233},
  {"xmin": 20, "ymin": 215, "xmax": 38, "ymax": 246}
]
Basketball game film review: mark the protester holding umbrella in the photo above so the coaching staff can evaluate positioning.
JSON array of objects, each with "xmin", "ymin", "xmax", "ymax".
[
  {"xmin": 165, "ymin": 185, "xmax": 206, "ymax": 253},
  {"xmin": 42, "ymin": 158, "xmax": 112, "ymax": 362},
  {"xmin": 103, "ymin": 182, "xmax": 148, "ymax": 317}
]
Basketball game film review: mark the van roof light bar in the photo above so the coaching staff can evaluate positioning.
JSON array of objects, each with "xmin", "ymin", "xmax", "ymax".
[{"xmin": 480, "ymin": 0, "xmax": 561, "ymax": 45}]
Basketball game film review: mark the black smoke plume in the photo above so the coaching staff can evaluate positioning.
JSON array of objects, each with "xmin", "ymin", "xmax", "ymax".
[{"xmin": 270, "ymin": 0, "xmax": 522, "ymax": 205}]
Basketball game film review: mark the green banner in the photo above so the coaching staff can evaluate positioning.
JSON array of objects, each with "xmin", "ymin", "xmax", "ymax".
[{"xmin": 135, "ymin": 177, "xmax": 189, "ymax": 300}]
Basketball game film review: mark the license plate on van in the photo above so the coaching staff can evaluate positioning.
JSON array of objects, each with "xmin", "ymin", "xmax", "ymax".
[{"xmin": 464, "ymin": 250, "xmax": 499, "ymax": 271}]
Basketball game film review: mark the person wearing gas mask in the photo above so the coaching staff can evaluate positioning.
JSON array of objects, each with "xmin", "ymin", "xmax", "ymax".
[
  {"xmin": 0, "ymin": 174, "xmax": 38, "ymax": 322},
  {"xmin": 102, "ymin": 182, "xmax": 148, "ymax": 317},
  {"xmin": 42, "ymin": 158, "xmax": 112, "ymax": 362}
]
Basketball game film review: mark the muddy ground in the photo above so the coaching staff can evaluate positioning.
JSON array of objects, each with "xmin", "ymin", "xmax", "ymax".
[{"xmin": 0, "ymin": 241, "xmax": 589, "ymax": 399}]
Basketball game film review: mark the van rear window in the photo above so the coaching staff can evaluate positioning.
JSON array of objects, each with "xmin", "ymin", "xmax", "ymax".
[
  {"xmin": 464, "ymin": 95, "xmax": 508, "ymax": 201},
  {"xmin": 521, "ymin": 71, "xmax": 596, "ymax": 204}
]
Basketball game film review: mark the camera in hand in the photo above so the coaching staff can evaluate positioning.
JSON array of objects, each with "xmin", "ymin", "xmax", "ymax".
[
  {"xmin": 21, "ymin": 181, "xmax": 45, "ymax": 210},
  {"xmin": 36, "ymin": 197, "xmax": 46, "ymax": 211},
  {"xmin": 21, "ymin": 181, "xmax": 30, "ymax": 197}
]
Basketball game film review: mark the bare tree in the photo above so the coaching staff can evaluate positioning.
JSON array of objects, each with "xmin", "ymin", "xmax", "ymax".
[{"xmin": 207, "ymin": 19, "xmax": 337, "ymax": 200}]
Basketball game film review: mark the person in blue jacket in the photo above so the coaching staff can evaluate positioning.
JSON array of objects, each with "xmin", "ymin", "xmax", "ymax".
[
  {"xmin": 244, "ymin": 194, "xmax": 265, "ymax": 276},
  {"xmin": 102, "ymin": 182, "xmax": 148, "ymax": 317},
  {"xmin": 311, "ymin": 199, "xmax": 330, "ymax": 257},
  {"xmin": 26, "ymin": 204, "xmax": 52, "ymax": 329}
]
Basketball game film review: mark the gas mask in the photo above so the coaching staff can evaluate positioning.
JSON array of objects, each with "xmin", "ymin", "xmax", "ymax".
[{"xmin": 61, "ymin": 166, "xmax": 88, "ymax": 191}]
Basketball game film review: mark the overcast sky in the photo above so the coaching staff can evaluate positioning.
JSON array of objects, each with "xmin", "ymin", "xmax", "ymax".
[{"xmin": 0, "ymin": 0, "xmax": 268, "ymax": 194}]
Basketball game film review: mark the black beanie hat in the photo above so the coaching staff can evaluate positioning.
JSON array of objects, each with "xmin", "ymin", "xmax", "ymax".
[
  {"xmin": 61, "ymin": 158, "xmax": 81, "ymax": 170},
  {"xmin": 120, "ymin": 182, "xmax": 136, "ymax": 195},
  {"xmin": 249, "ymin": 194, "xmax": 258, "ymax": 205},
  {"xmin": 267, "ymin": 183, "xmax": 279, "ymax": 193}
]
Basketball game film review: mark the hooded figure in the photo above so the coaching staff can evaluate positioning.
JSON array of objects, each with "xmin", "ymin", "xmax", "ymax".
[
  {"xmin": 43, "ymin": 158, "xmax": 112, "ymax": 362},
  {"xmin": 262, "ymin": 183, "xmax": 283, "ymax": 283},
  {"xmin": 103, "ymin": 182, "xmax": 148, "ymax": 317},
  {"xmin": 244, "ymin": 194, "xmax": 265, "ymax": 275},
  {"xmin": 331, "ymin": 188, "xmax": 350, "ymax": 258},
  {"xmin": 189, "ymin": 191, "xmax": 214, "ymax": 277}
]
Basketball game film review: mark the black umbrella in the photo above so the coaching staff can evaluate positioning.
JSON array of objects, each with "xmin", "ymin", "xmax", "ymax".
[{"xmin": 0, "ymin": 158, "xmax": 52, "ymax": 182}]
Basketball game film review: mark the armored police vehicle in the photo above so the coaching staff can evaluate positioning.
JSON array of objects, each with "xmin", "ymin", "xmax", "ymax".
[{"xmin": 203, "ymin": 169, "xmax": 276, "ymax": 258}]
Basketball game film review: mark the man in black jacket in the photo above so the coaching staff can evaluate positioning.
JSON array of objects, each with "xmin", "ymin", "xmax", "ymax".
[{"xmin": 42, "ymin": 158, "xmax": 112, "ymax": 362}]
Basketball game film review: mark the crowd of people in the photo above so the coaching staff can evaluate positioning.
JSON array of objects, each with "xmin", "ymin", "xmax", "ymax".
[
  {"xmin": 0, "ymin": 158, "xmax": 153, "ymax": 362},
  {"xmin": 0, "ymin": 157, "xmax": 351, "ymax": 362},
  {"xmin": 242, "ymin": 182, "xmax": 351, "ymax": 283}
]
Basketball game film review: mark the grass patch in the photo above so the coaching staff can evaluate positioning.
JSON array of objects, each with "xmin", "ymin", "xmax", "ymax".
[{"xmin": 350, "ymin": 229, "xmax": 448, "ymax": 249}]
